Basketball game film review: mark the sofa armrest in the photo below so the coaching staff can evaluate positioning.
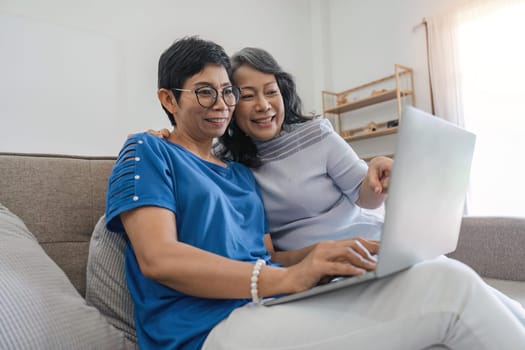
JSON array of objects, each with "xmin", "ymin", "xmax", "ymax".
[{"xmin": 448, "ymin": 216, "xmax": 525, "ymax": 281}]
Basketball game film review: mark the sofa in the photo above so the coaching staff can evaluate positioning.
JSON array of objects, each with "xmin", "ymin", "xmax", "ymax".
[{"xmin": 0, "ymin": 152, "xmax": 524, "ymax": 348}]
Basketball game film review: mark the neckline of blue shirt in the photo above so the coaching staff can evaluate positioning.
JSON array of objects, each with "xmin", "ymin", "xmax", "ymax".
[{"xmin": 163, "ymin": 139, "xmax": 232, "ymax": 175}]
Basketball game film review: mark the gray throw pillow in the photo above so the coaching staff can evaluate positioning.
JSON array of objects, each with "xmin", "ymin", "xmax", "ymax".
[
  {"xmin": 86, "ymin": 215, "xmax": 137, "ymax": 345},
  {"xmin": 0, "ymin": 203, "xmax": 133, "ymax": 350}
]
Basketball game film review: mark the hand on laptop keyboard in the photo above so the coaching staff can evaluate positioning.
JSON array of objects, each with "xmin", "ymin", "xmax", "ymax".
[
  {"xmin": 318, "ymin": 252, "xmax": 378, "ymax": 286},
  {"xmin": 286, "ymin": 238, "xmax": 379, "ymax": 293}
]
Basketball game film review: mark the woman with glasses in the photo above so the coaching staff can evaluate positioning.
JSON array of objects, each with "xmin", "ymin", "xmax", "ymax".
[{"xmin": 106, "ymin": 36, "xmax": 525, "ymax": 350}]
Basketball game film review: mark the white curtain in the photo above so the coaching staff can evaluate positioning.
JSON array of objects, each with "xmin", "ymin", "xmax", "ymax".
[
  {"xmin": 426, "ymin": 0, "xmax": 525, "ymax": 216},
  {"xmin": 426, "ymin": 0, "xmax": 522, "ymax": 125},
  {"xmin": 426, "ymin": 8, "xmax": 464, "ymax": 125}
]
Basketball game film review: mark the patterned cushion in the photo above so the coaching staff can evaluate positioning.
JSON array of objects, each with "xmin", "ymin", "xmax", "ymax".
[
  {"xmin": 0, "ymin": 203, "xmax": 132, "ymax": 350},
  {"xmin": 86, "ymin": 216, "xmax": 137, "ymax": 345}
]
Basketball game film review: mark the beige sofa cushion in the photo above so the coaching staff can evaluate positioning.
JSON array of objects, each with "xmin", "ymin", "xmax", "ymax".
[
  {"xmin": 450, "ymin": 216, "xmax": 525, "ymax": 281},
  {"xmin": 0, "ymin": 153, "xmax": 116, "ymax": 296}
]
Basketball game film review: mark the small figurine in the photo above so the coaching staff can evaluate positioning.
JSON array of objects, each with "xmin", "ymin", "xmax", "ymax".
[
  {"xmin": 371, "ymin": 89, "xmax": 388, "ymax": 96},
  {"xmin": 367, "ymin": 122, "xmax": 378, "ymax": 132},
  {"xmin": 336, "ymin": 94, "xmax": 348, "ymax": 106}
]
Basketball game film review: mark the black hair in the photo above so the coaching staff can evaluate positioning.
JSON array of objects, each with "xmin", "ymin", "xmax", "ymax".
[
  {"xmin": 217, "ymin": 47, "xmax": 313, "ymax": 168},
  {"xmin": 157, "ymin": 36, "xmax": 232, "ymax": 126}
]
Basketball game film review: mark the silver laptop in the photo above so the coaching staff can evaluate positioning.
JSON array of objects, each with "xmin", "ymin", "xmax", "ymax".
[{"xmin": 263, "ymin": 106, "xmax": 476, "ymax": 306}]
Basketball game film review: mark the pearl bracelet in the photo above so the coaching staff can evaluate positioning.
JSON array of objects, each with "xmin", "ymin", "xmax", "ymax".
[{"xmin": 250, "ymin": 259, "xmax": 266, "ymax": 304}]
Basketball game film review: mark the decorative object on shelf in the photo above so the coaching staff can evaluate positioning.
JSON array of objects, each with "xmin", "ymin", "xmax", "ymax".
[
  {"xmin": 338, "ymin": 120, "xmax": 400, "ymax": 142},
  {"xmin": 339, "ymin": 129, "xmax": 353, "ymax": 139},
  {"xmin": 387, "ymin": 119, "xmax": 399, "ymax": 128},
  {"xmin": 367, "ymin": 122, "xmax": 378, "ymax": 132},
  {"xmin": 321, "ymin": 64, "xmax": 415, "ymax": 146},
  {"xmin": 371, "ymin": 89, "xmax": 388, "ymax": 96},
  {"xmin": 336, "ymin": 94, "xmax": 349, "ymax": 106}
]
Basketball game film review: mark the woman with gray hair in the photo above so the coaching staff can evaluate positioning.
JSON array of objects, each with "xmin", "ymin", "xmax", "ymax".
[{"xmin": 218, "ymin": 47, "xmax": 390, "ymax": 252}]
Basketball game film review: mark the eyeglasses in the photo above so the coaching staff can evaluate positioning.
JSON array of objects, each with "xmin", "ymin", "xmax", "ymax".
[{"xmin": 171, "ymin": 86, "xmax": 241, "ymax": 108}]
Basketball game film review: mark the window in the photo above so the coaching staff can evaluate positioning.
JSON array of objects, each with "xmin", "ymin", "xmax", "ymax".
[{"xmin": 458, "ymin": 2, "xmax": 525, "ymax": 216}]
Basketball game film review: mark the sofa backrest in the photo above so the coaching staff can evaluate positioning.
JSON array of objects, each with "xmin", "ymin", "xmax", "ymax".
[{"xmin": 0, "ymin": 153, "xmax": 116, "ymax": 296}]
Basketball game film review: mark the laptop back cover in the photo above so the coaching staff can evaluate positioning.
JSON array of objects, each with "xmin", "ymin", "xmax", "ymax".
[{"xmin": 376, "ymin": 106, "xmax": 476, "ymax": 276}]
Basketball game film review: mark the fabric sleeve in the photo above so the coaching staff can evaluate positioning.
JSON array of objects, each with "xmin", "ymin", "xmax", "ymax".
[
  {"xmin": 321, "ymin": 119, "xmax": 368, "ymax": 204},
  {"xmin": 105, "ymin": 133, "xmax": 177, "ymax": 233}
]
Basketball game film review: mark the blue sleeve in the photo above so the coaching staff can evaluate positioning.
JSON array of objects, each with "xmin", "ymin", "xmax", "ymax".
[{"xmin": 105, "ymin": 133, "xmax": 177, "ymax": 233}]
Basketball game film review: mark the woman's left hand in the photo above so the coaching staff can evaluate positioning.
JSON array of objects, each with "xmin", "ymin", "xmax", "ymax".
[
  {"xmin": 356, "ymin": 156, "xmax": 393, "ymax": 209},
  {"xmin": 367, "ymin": 156, "xmax": 392, "ymax": 194}
]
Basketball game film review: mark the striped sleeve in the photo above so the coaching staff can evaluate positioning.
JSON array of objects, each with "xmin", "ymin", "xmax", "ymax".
[{"xmin": 105, "ymin": 133, "xmax": 177, "ymax": 233}]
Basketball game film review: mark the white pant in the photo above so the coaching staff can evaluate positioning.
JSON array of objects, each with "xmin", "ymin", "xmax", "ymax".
[{"xmin": 203, "ymin": 257, "xmax": 525, "ymax": 350}]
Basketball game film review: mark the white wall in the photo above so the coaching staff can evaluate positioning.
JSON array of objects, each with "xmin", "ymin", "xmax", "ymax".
[
  {"xmin": 0, "ymin": 0, "xmax": 462, "ymax": 157},
  {"xmin": 0, "ymin": 0, "xmax": 315, "ymax": 155}
]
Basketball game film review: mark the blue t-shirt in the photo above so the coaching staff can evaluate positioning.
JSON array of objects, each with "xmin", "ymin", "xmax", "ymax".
[{"xmin": 105, "ymin": 133, "xmax": 271, "ymax": 350}]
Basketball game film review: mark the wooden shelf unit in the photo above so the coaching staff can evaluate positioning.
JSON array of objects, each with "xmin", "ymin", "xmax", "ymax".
[
  {"xmin": 324, "ymin": 90, "xmax": 413, "ymax": 115},
  {"xmin": 322, "ymin": 64, "xmax": 415, "ymax": 141}
]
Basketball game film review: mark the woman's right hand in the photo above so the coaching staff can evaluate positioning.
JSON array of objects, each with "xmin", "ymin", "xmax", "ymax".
[
  {"xmin": 286, "ymin": 238, "xmax": 379, "ymax": 293},
  {"xmin": 127, "ymin": 128, "xmax": 171, "ymax": 139},
  {"xmin": 146, "ymin": 128, "xmax": 171, "ymax": 139}
]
